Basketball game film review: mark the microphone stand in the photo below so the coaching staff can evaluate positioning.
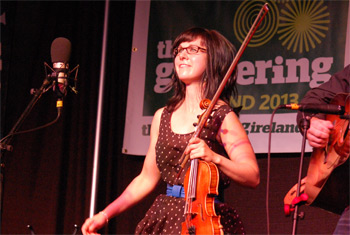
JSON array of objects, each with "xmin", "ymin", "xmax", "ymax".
[
  {"xmin": 27, "ymin": 224, "xmax": 79, "ymax": 235},
  {"xmin": 291, "ymin": 115, "xmax": 310, "ymax": 235},
  {"xmin": 0, "ymin": 74, "xmax": 54, "ymax": 230}
]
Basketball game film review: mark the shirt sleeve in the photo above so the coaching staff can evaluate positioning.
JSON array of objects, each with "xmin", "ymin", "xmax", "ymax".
[{"xmin": 296, "ymin": 64, "xmax": 350, "ymax": 130}]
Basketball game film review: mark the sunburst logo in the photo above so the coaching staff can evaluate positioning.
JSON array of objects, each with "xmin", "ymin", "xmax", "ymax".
[
  {"xmin": 233, "ymin": 0, "xmax": 331, "ymax": 53},
  {"xmin": 277, "ymin": 0, "xmax": 330, "ymax": 53}
]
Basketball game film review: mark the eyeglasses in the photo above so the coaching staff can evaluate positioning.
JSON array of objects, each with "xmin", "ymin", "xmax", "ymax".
[{"xmin": 173, "ymin": 45, "xmax": 207, "ymax": 57}]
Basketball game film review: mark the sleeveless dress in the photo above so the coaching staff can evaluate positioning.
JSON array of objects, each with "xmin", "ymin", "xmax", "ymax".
[{"xmin": 135, "ymin": 105, "xmax": 246, "ymax": 234}]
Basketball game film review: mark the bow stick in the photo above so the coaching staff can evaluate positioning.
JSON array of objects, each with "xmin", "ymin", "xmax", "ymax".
[{"xmin": 177, "ymin": 3, "xmax": 269, "ymax": 174}]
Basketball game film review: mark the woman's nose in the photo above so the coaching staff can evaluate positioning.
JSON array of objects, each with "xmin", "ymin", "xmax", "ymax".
[{"xmin": 178, "ymin": 50, "xmax": 188, "ymax": 59}]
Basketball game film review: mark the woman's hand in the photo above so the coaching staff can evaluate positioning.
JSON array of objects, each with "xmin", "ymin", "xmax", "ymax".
[
  {"xmin": 307, "ymin": 117, "xmax": 334, "ymax": 148},
  {"xmin": 81, "ymin": 212, "xmax": 108, "ymax": 235},
  {"xmin": 185, "ymin": 137, "xmax": 219, "ymax": 163}
]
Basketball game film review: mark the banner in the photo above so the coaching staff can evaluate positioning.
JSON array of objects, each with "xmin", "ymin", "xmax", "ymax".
[{"xmin": 123, "ymin": 0, "xmax": 350, "ymax": 155}]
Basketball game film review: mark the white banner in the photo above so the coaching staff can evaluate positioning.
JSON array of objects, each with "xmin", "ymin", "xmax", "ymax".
[{"xmin": 123, "ymin": 0, "xmax": 350, "ymax": 155}]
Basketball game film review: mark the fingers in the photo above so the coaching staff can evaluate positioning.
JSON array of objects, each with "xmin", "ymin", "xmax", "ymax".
[
  {"xmin": 81, "ymin": 218, "xmax": 92, "ymax": 235},
  {"xmin": 312, "ymin": 118, "xmax": 333, "ymax": 132},
  {"xmin": 81, "ymin": 218, "xmax": 100, "ymax": 235},
  {"xmin": 301, "ymin": 177, "xmax": 307, "ymax": 184},
  {"xmin": 307, "ymin": 118, "xmax": 334, "ymax": 148},
  {"xmin": 186, "ymin": 138, "xmax": 213, "ymax": 161},
  {"xmin": 334, "ymin": 134, "xmax": 350, "ymax": 160},
  {"xmin": 188, "ymin": 137, "xmax": 201, "ymax": 145},
  {"xmin": 185, "ymin": 138, "xmax": 200, "ymax": 154},
  {"xmin": 81, "ymin": 218, "xmax": 90, "ymax": 235},
  {"xmin": 307, "ymin": 132, "xmax": 329, "ymax": 148}
]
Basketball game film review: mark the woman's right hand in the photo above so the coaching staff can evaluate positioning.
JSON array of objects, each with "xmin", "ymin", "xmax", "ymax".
[{"xmin": 81, "ymin": 212, "xmax": 108, "ymax": 235}]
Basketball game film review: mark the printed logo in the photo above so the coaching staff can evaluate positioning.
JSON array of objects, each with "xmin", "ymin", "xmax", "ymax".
[{"xmin": 234, "ymin": 0, "xmax": 330, "ymax": 53}]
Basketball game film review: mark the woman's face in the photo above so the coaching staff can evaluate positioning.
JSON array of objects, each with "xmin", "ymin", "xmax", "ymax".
[{"xmin": 174, "ymin": 38, "xmax": 207, "ymax": 85}]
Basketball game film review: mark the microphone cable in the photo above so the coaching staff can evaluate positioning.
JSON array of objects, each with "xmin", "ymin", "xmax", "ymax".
[
  {"xmin": 266, "ymin": 104, "xmax": 285, "ymax": 235},
  {"xmin": 0, "ymin": 110, "xmax": 61, "ymax": 151}
]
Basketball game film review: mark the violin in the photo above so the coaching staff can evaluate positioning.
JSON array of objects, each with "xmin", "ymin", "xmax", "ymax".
[
  {"xmin": 182, "ymin": 159, "xmax": 222, "ymax": 235},
  {"xmin": 179, "ymin": 4, "xmax": 269, "ymax": 234}
]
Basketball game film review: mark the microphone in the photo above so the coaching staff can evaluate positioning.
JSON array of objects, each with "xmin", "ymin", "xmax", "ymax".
[
  {"xmin": 50, "ymin": 37, "xmax": 71, "ymax": 98},
  {"xmin": 282, "ymin": 103, "xmax": 345, "ymax": 115}
]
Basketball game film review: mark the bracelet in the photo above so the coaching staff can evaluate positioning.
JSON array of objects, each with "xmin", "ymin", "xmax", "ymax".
[{"xmin": 99, "ymin": 211, "xmax": 109, "ymax": 224}]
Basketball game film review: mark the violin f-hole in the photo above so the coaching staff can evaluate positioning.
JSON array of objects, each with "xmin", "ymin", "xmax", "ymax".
[{"xmin": 199, "ymin": 203, "xmax": 205, "ymax": 221}]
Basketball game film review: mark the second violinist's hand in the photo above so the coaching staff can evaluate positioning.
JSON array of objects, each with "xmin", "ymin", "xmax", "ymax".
[
  {"xmin": 307, "ymin": 117, "xmax": 334, "ymax": 148},
  {"xmin": 81, "ymin": 212, "xmax": 107, "ymax": 235},
  {"xmin": 186, "ymin": 137, "xmax": 219, "ymax": 163},
  {"xmin": 334, "ymin": 130, "xmax": 350, "ymax": 162}
]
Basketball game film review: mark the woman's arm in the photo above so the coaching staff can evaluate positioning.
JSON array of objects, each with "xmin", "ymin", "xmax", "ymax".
[
  {"xmin": 186, "ymin": 111, "xmax": 259, "ymax": 188},
  {"xmin": 81, "ymin": 108, "xmax": 164, "ymax": 235}
]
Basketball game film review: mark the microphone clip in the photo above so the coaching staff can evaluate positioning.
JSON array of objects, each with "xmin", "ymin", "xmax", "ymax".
[{"xmin": 43, "ymin": 62, "xmax": 79, "ymax": 98}]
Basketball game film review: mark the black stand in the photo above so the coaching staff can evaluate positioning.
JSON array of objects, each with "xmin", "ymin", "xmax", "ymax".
[
  {"xmin": 291, "ymin": 116, "xmax": 310, "ymax": 235},
  {"xmin": 0, "ymin": 75, "xmax": 54, "ymax": 232}
]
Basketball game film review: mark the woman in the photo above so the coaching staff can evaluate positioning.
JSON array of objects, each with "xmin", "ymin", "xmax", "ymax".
[{"xmin": 82, "ymin": 27, "xmax": 259, "ymax": 235}]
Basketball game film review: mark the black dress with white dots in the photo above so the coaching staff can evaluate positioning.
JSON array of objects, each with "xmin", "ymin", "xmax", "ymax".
[{"xmin": 135, "ymin": 105, "xmax": 246, "ymax": 234}]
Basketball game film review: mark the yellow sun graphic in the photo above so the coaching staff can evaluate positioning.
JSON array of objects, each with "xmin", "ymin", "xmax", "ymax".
[{"xmin": 277, "ymin": 0, "xmax": 330, "ymax": 53}]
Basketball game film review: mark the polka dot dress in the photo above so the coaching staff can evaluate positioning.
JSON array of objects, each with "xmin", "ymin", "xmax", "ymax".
[{"xmin": 135, "ymin": 105, "xmax": 246, "ymax": 234}]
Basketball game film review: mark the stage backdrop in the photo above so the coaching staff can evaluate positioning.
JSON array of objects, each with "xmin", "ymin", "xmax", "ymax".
[
  {"xmin": 123, "ymin": 0, "xmax": 350, "ymax": 155},
  {"xmin": 0, "ymin": 1, "xmax": 346, "ymax": 234}
]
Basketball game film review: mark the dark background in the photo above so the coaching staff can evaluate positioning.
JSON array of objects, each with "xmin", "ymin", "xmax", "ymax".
[{"xmin": 0, "ymin": 1, "xmax": 341, "ymax": 234}]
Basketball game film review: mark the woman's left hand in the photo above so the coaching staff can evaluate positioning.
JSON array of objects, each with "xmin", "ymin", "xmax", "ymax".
[{"xmin": 185, "ymin": 137, "xmax": 219, "ymax": 163}]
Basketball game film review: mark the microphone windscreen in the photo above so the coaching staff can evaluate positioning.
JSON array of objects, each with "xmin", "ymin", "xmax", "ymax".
[{"xmin": 51, "ymin": 37, "xmax": 71, "ymax": 63}]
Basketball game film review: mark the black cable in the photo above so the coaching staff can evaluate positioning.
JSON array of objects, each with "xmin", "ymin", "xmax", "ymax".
[
  {"xmin": 0, "ymin": 109, "xmax": 61, "ymax": 150},
  {"xmin": 266, "ymin": 104, "xmax": 285, "ymax": 235}
]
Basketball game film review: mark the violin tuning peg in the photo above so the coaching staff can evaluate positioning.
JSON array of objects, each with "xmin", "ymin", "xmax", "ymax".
[{"xmin": 193, "ymin": 122, "xmax": 198, "ymax": 127}]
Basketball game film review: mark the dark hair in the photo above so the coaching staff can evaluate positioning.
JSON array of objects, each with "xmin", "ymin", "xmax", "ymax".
[{"xmin": 166, "ymin": 27, "xmax": 237, "ymax": 112}]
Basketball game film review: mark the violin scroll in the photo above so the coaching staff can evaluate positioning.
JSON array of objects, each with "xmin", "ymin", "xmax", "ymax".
[{"xmin": 200, "ymin": 99, "xmax": 211, "ymax": 110}]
